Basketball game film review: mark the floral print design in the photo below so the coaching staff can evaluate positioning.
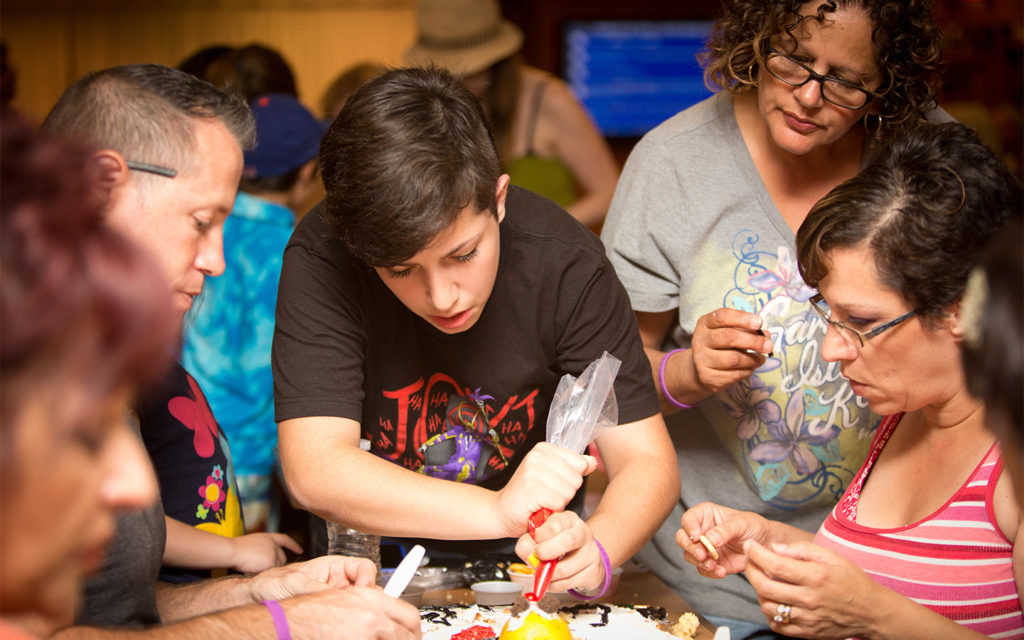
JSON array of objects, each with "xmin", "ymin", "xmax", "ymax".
[
  {"xmin": 198, "ymin": 464, "xmax": 227, "ymax": 514},
  {"xmin": 713, "ymin": 233, "xmax": 876, "ymax": 507}
]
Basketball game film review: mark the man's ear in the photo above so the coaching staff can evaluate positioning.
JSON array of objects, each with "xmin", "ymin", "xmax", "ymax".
[
  {"xmin": 494, "ymin": 174, "xmax": 510, "ymax": 223},
  {"xmin": 88, "ymin": 149, "xmax": 131, "ymax": 209}
]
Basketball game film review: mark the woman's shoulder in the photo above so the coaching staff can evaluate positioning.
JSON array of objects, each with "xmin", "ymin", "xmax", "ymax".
[{"xmin": 520, "ymin": 66, "xmax": 582, "ymax": 120}]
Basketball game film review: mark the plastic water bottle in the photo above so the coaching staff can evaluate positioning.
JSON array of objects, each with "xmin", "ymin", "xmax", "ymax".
[{"xmin": 326, "ymin": 439, "xmax": 382, "ymax": 578}]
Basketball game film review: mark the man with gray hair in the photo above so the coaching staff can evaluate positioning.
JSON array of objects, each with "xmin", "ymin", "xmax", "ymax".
[{"xmin": 42, "ymin": 64, "xmax": 419, "ymax": 640}]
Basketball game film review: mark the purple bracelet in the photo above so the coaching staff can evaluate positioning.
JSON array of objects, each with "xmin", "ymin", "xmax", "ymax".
[
  {"xmin": 262, "ymin": 600, "xmax": 292, "ymax": 640},
  {"xmin": 658, "ymin": 348, "xmax": 700, "ymax": 410},
  {"xmin": 567, "ymin": 537, "xmax": 612, "ymax": 601}
]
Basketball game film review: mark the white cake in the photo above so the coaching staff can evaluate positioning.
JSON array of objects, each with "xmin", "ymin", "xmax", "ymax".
[{"xmin": 420, "ymin": 603, "xmax": 698, "ymax": 640}]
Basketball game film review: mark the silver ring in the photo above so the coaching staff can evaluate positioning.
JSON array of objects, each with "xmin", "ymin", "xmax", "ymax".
[{"xmin": 773, "ymin": 603, "xmax": 791, "ymax": 624}]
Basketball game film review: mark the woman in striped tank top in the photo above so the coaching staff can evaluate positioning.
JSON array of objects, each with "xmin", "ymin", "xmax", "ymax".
[{"xmin": 676, "ymin": 121, "xmax": 1023, "ymax": 639}]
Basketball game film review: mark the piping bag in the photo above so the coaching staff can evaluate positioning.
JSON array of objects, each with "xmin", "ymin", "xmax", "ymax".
[{"xmin": 524, "ymin": 351, "xmax": 620, "ymax": 602}]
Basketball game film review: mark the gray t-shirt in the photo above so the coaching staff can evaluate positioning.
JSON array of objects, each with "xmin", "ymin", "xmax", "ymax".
[
  {"xmin": 76, "ymin": 500, "xmax": 165, "ymax": 628},
  {"xmin": 601, "ymin": 92, "xmax": 881, "ymax": 624}
]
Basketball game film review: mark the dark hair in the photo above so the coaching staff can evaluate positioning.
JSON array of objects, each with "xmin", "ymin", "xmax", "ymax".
[
  {"xmin": 961, "ymin": 215, "xmax": 1023, "ymax": 446},
  {"xmin": 177, "ymin": 44, "xmax": 235, "ymax": 82},
  {"xmin": 207, "ymin": 43, "xmax": 298, "ymax": 103},
  {"xmin": 319, "ymin": 66, "xmax": 501, "ymax": 267},
  {"xmin": 702, "ymin": 0, "xmax": 941, "ymax": 134},
  {"xmin": 240, "ymin": 162, "xmax": 304, "ymax": 194},
  {"xmin": 320, "ymin": 61, "xmax": 386, "ymax": 120},
  {"xmin": 1, "ymin": 115, "xmax": 178, "ymax": 457},
  {"xmin": 42, "ymin": 63, "xmax": 255, "ymax": 180},
  {"xmin": 482, "ymin": 53, "xmax": 522, "ymax": 165},
  {"xmin": 797, "ymin": 121, "xmax": 1022, "ymax": 327}
]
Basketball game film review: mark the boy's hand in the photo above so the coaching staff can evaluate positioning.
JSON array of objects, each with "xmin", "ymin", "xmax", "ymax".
[
  {"xmin": 514, "ymin": 510, "xmax": 605, "ymax": 593},
  {"xmin": 493, "ymin": 442, "xmax": 597, "ymax": 538}
]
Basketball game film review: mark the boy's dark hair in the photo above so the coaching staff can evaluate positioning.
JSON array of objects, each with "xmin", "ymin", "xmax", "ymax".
[
  {"xmin": 797, "ymin": 121, "xmax": 1022, "ymax": 328},
  {"xmin": 42, "ymin": 63, "xmax": 254, "ymax": 182},
  {"xmin": 319, "ymin": 66, "xmax": 501, "ymax": 268}
]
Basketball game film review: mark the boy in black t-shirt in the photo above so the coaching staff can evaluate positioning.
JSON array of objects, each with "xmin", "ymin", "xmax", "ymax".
[{"xmin": 273, "ymin": 67, "xmax": 679, "ymax": 594}]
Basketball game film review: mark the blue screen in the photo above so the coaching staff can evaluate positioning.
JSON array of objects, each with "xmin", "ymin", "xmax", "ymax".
[{"xmin": 564, "ymin": 20, "xmax": 715, "ymax": 138}]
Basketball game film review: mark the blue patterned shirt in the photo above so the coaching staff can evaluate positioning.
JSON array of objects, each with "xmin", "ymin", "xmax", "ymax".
[{"xmin": 183, "ymin": 191, "xmax": 295, "ymax": 478}]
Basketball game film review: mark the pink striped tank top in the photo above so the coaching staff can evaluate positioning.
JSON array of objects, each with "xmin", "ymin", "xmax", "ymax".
[{"xmin": 815, "ymin": 413, "xmax": 1024, "ymax": 638}]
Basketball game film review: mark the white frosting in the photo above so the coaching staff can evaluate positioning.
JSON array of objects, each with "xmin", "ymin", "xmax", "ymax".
[{"xmin": 421, "ymin": 604, "xmax": 681, "ymax": 640}]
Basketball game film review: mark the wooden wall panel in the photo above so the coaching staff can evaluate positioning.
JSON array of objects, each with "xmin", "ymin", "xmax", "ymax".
[{"xmin": 2, "ymin": 5, "xmax": 416, "ymax": 122}]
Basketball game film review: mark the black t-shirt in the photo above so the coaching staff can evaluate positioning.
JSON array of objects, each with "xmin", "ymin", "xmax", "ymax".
[
  {"xmin": 139, "ymin": 361, "xmax": 245, "ymax": 583},
  {"xmin": 273, "ymin": 186, "xmax": 658, "ymax": 494}
]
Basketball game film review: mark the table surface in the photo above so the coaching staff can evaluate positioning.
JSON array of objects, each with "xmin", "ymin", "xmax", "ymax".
[{"xmin": 421, "ymin": 569, "xmax": 716, "ymax": 639}]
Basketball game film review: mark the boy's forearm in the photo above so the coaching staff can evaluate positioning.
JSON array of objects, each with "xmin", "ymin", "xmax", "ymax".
[{"xmin": 280, "ymin": 416, "xmax": 512, "ymax": 540}]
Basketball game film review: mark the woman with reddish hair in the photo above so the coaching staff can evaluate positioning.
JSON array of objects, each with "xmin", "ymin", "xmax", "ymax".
[{"xmin": 0, "ymin": 115, "xmax": 178, "ymax": 637}]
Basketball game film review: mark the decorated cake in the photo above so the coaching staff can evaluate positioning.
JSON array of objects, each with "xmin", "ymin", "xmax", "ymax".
[{"xmin": 421, "ymin": 602, "xmax": 700, "ymax": 640}]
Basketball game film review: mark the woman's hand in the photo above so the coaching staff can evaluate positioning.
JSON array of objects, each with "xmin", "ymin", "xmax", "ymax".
[
  {"xmin": 745, "ymin": 539, "xmax": 881, "ymax": 639},
  {"xmin": 676, "ymin": 502, "xmax": 773, "ymax": 578},
  {"xmin": 229, "ymin": 532, "xmax": 303, "ymax": 575},
  {"xmin": 494, "ymin": 442, "xmax": 597, "ymax": 538},
  {"xmin": 514, "ymin": 510, "xmax": 605, "ymax": 593},
  {"xmin": 688, "ymin": 308, "xmax": 772, "ymax": 393}
]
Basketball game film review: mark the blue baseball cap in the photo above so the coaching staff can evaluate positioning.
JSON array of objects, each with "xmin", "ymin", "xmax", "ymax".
[{"xmin": 243, "ymin": 93, "xmax": 327, "ymax": 179}]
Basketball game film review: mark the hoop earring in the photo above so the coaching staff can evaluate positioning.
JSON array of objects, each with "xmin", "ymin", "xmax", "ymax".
[
  {"xmin": 863, "ymin": 113, "xmax": 882, "ymax": 136},
  {"xmin": 745, "ymin": 64, "xmax": 758, "ymax": 85}
]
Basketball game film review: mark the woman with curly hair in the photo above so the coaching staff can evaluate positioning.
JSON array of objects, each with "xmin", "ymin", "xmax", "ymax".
[
  {"xmin": 600, "ymin": 1, "xmax": 943, "ymax": 636},
  {"xmin": 680, "ymin": 121, "xmax": 1022, "ymax": 639}
]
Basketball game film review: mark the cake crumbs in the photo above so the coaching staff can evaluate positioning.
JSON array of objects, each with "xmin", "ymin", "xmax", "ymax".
[{"xmin": 670, "ymin": 612, "xmax": 700, "ymax": 638}]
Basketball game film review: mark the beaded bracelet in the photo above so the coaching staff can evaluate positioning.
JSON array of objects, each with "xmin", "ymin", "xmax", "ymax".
[
  {"xmin": 262, "ymin": 600, "xmax": 292, "ymax": 640},
  {"xmin": 658, "ymin": 348, "xmax": 700, "ymax": 410},
  {"xmin": 567, "ymin": 537, "xmax": 612, "ymax": 601}
]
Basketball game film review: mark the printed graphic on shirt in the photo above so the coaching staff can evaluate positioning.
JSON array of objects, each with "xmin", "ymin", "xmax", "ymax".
[
  {"xmin": 167, "ymin": 373, "xmax": 245, "ymax": 537},
  {"xmin": 708, "ymin": 231, "xmax": 880, "ymax": 510},
  {"xmin": 371, "ymin": 374, "xmax": 540, "ymax": 485},
  {"xmin": 419, "ymin": 394, "xmax": 510, "ymax": 482}
]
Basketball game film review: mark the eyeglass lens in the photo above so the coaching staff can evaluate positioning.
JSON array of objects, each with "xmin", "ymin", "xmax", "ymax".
[
  {"xmin": 765, "ymin": 53, "xmax": 872, "ymax": 109},
  {"xmin": 810, "ymin": 297, "xmax": 865, "ymax": 346}
]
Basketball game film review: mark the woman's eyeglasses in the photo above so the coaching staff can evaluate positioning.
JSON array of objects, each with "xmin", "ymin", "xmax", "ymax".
[
  {"xmin": 764, "ymin": 47, "xmax": 883, "ymax": 110},
  {"xmin": 809, "ymin": 294, "xmax": 916, "ymax": 347}
]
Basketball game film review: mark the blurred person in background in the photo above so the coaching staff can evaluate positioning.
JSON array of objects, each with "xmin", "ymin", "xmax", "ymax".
[
  {"xmin": 320, "ymin": 61, "xmax": 386, "ymax": 121},
  {"xmin": 183, "ymin": 93, "xmax": 327, "ymax": 534},
  {"xmin": 206, "ymin": 43, "xmax": 299, "ymax": 104},
  {"xmin": 406, "ymin": 0, "xmax": 619, "ymax": 230},
  {"xmin": 961, "ymin": 213, "xmax": 1024, "ymax": 500},
  {"xmin": 600, "ymin": 1, "xmax": 944, "ymax": 636}
]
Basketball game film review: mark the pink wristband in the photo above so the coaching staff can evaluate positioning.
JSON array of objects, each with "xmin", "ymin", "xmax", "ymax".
[
  {"xmin": 658, "ymin": 348, "xmax": 700, "ymax": 409},
  {"xmin": 262, "ymin": 600, "xmax": 292, "ymax": 640},
  {"xmin": 568, "ymin": 537, "xmax": 612, "ymax": 601}
]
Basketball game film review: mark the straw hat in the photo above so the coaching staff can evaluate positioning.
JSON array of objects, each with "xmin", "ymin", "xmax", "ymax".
[{"xmin": 405, "ymin": 0, "xmax": 524, "ymax": 76}]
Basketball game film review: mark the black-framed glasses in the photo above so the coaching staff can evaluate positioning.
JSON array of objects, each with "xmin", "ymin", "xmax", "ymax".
[
  {"xmin": 126, "ymin": 161, "xmax": 177, "ymax": 178},
  {"xmin": 809, "ymin": 294, "xmax": 916, "ymax": 347},
  {"xmin": 764, "ymin": 47, "xmax": 882, "ymax": 110}
]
